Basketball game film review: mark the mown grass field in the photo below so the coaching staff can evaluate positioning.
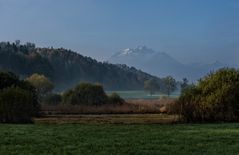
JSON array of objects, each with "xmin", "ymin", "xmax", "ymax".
[{"xmin": 1, "ymin": 122, "xmax": 239, "ymax": 155}]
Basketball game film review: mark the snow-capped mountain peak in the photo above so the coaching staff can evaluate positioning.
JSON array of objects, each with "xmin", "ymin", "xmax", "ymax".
[
  {"xmin": 109, "ymin": 46, "xmax": 230, "ymax": 81},
  {"xmin": 121, "ymin": 48, "xmax": 133, "ymax": 56},
  {"xmin": 117, "ymin": 45, "xmax": 155, "ymax": 57}
]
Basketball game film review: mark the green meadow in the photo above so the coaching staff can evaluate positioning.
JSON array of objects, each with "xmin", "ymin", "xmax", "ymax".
[{"xmin": 1, "ymin": 123, "xmax": 239, "ymax": 155}]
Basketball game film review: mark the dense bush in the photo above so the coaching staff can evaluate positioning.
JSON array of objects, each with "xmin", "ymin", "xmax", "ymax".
[
  {"xmin": 0, "ymin": 71, "xmax": 39, "ymax": 123},
  {"xmin": 178, "ymin": 68, "xmax": 239, "ymax": 122},
  {"xmin": 26, "ymin": 73, "xmax": 54, "ymax": 98},
  {"xmin": 63, "ymin": 82, "xmax": 125, "ymax": 105},
  {"xmin": 0, "ymin": 72, "xmax": 20, "ymax": 89},
  {"xmin": 0, "ymin": 87, "xmax": 38, "ymax": 123},
  {"xmin": 108, "ymin": 93, "xmax": 125, "ymax": 105},
  {"xmin": 63, "ymin": 82, "xmax": 109, "ymax": 105},
  {"xmin": 42, "ymin": 93, "xmax": 62, "ymax": 105}
]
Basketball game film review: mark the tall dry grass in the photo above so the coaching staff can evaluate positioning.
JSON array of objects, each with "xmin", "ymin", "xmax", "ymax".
[{"xmin": 40, "ymin": 98, "xmax": 176, "ymax": 115}]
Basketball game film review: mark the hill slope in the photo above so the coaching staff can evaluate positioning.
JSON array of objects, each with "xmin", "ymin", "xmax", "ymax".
[{"xmin": 0, "ymin": 42, "xmax": 160, "ymax": 91}]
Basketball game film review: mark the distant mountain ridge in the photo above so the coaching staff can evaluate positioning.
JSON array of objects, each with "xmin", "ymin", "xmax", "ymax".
[
  {"xmin": 109, "ymin": 46, "xmax": 227, "ymax": 81},
  {"xmin": 0, "ymin": 42, "xmax": 161, "ymax": 91}
]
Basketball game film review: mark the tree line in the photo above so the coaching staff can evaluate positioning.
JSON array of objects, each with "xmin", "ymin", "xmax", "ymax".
[
  {"xmin": 1, "ymin": 67, "xmax": 239, "ymax": 123},
  {"xmin": 143, "ymin": 76, "xmax": 178, "ymax": 97},
  {"xmin": 0, "ymin": 71, "xmax": 126, "ymax": 123}
]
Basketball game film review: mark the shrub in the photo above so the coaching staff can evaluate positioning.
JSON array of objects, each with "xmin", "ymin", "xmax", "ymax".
[
  {"xmin": 0, "ymin": 71, "xmax": 39, "ymax": 123},
  {"xmin": 0, "ymin": 71, "xmax": 20, "ymax": 89},
  {"xmin": 63, "ymin": 82, "xmax": 108, "ymax": 105},
  {"xmin": 26, "ymin": 73, "xmax": 54, "ymax": 99},
  {"xmin": 108, "ymin": 93, "xmax": 125, "ymax": 105},
  {"xmin": 0, "ymin": 86, "xmax": 38, "ymax": 123},
  {"xmin": 63, "ymin": 83, "xmax": 125, "ymax": 105},
  {"xmin": 178, "ymin": 68, "xmax": 239, "ymax": 122},
  {"xmin": 177, "ymin": 85, "xmax": 201, "ymax": 122},
  {"xmin": 42, "ymin": 93, "xmax": 62, "ymax": 105}
]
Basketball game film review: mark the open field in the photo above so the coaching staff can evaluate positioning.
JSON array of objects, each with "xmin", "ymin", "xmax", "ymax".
[{"xmin": 1, "ymin": 123, "xmax": 239, "ymax": 154}]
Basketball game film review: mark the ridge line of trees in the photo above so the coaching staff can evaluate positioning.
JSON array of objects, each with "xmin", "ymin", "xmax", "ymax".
[{"xmin": 0, "ymin": 41, "xmax": 163, "ymax": 91}]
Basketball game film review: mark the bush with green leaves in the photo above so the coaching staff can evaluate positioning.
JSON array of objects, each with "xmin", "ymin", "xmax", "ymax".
[
  {"xmin": 0, "ymin": 86, "xmax": 38, "ymax": 123},
  {"xmin": 26, "ymin": 73, "xmax": 54, "ymax": 98},
  {"xmin": 178, "ymin": 68, "xmax": 239, "ymax": 122},
  {"xmin": 0, "ymin": 71, "xmax": 20, "ymax": 89},
  {"xmin": 108, "ymin": 93, "xmax": 125, "ymax": 105},
  {"xmin": 42, "ymin": 93, "xmax": 62, "ymax": 105},
  {"xmin": 63, "ymin": 82, "xmax": 125, "ymax": 105},
  {"xmin": 63, "ymin": 82, "xmax": 109, "ymax": 105},
  {"xmin": 0, "ymin": 71, "xmax": 39, "ymax": 123}
]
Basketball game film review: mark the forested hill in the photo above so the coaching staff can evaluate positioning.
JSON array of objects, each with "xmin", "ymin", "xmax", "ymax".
[{"xmin": 0, "ymin": 41, "xmax": 161, "ymax": 91}]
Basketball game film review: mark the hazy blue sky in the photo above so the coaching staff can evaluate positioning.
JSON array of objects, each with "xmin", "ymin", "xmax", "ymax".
[{"xmin": 0, "ymin": 0, "xmax": 239, "ymax": 65}]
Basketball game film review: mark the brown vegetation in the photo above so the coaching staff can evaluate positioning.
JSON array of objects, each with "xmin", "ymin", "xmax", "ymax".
[
  {"xmin": 40, "ymin": 98, "xmax": 176, "ymax": 115},
  {"xmin": 34, "ymin": 114, "xmax": 178, "ymax": 124}
]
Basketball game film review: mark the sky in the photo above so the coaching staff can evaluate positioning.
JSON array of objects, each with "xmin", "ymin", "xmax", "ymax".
[{"xmin": 0, "ymin": 0, "xmax": 239, "ymax": 65}]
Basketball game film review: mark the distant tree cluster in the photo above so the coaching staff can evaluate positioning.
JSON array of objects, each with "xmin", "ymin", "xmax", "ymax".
[
  {"xmin": 0, "ymin": 41, "xmax": 53, "ymax": 77},
  {"xmin": 178, "ymin": 68, "xmax": 239, "ymax": 122},
  {"xmin": 144, "ymin": 79, "xmax": 160, "ymax": 95},
  {"xmin": 0, "ymin": 71, "xmax": 125, "ymax": 123},
  {"xmin": 162, "ymin": 76, "xmax": 177, "ymax": 97},
  {"xmin": 180, "ymin": 78, "xmax": 189, "ymax": 92},
  {"xmin": 0, "ymin": 71, "xmax": 39, "ymax": 123},
  {"xmin": 41, "ymin": 93, "xmax": 62, "ymax": 105},
  {"xmin": 63, "ymin": 82, "xmax": 125, "ymax": 105},
  {"xmin": 144, "ymin": 76, "xmax": 177, "ymax": 97}
]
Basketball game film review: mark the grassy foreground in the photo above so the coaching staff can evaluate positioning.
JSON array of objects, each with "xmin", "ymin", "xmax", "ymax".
[{"xmin": 1, "ymin": 123, "xmax": 239, "ymax": 155}]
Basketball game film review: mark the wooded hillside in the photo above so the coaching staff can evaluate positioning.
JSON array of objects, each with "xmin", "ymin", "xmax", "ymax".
[{"xmin": 0, "ymin": 41, "xmax": 162, "ymax": 91}]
